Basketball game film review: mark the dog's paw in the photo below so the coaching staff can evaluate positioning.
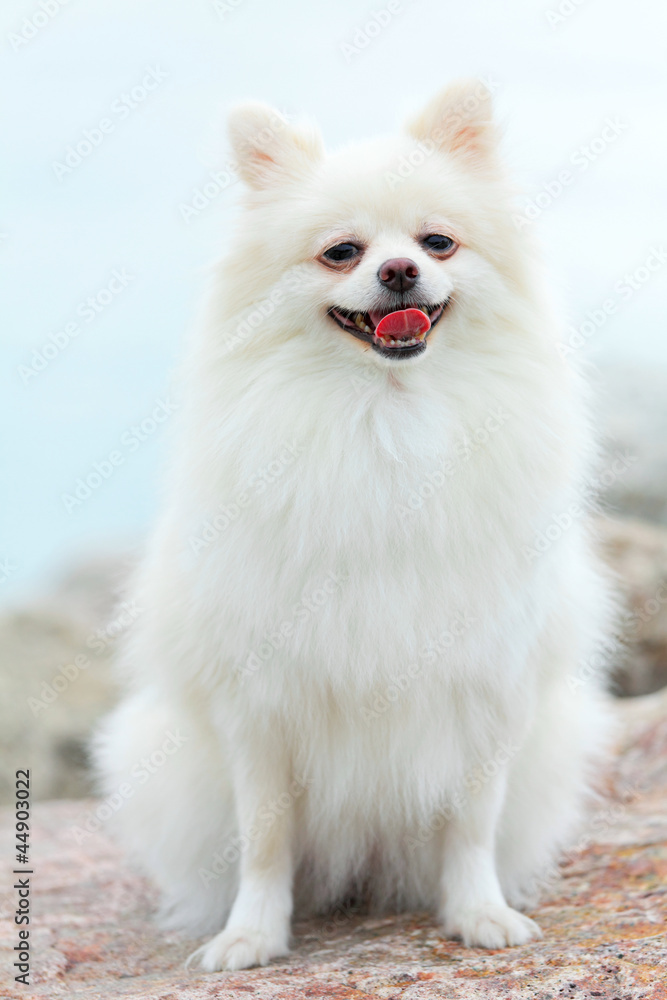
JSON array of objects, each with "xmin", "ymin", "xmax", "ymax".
[
  {"xmin": 443, "ymin": 903, "xmax": 542, "ymax": 949},
  {"xmin": 187, "ymin": 926, "xmax": 289, "ymax": 972}
]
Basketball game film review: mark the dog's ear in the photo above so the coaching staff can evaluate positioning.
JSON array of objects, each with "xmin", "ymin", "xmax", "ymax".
[
  {"xmin": 406, "ymin": 79, "xmax": 499, "ymax": 169},
  {"xmin": 228, "ymin": 102, "xmax": 323, "ymax": 190}
]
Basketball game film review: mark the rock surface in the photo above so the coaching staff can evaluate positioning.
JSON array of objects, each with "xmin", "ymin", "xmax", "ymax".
[
  {"xmin": 0, "ymin": 553, "xmax": 134, "ymax": 805},
  {"xmin": 598, "ymin": 517, "xmax": 667, "ymax": 696},
  {"xmin": 1, "ymin": 688, "xmax": 666, "ymax": 999}
]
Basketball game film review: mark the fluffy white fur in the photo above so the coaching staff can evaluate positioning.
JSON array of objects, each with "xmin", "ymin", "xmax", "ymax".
[{"xmin": 95, "ymin": 80, "xmax": 615, "ymax": 972}]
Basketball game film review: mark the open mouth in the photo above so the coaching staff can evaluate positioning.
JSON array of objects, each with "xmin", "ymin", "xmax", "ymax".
[{"xmin": 327, "ymin": 301, "xmax": 448, "ymax": 359}]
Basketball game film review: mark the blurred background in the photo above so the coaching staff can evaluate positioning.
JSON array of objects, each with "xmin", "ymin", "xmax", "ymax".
[{"xmin": 1, "ymin": 0, "xmax": 666, "ymax": 803}]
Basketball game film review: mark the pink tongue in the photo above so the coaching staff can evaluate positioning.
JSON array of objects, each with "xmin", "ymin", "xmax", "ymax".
[{"xmin": 372, "ymin": 308, "xmax": 431, "ymax": 341}]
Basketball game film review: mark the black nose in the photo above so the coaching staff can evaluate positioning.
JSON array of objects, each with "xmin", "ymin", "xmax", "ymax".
[{"xmin": 378, "ymin": 257, "xmax": 419, "ymax": 293}]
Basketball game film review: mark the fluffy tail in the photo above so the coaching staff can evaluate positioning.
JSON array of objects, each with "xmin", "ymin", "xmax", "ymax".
[
  {"xmin": 92, "ymin": 687, "xmax": 238, "ymax": 935},
  {"xmin": 497, "ymin": 675, "xmax": 613, "ymax": 908}
]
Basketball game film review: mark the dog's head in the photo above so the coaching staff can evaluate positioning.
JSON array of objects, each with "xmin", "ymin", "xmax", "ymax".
[{"xmin": 225, "ymin": 80, "xmax": 527, "ymax": 367}]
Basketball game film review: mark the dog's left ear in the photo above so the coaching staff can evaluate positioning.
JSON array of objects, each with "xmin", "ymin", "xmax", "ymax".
[
  {"xmin": 406, "ymin": 79, "xmax": 500, "ymax": 170},
  {"xmin": 228, "ymin": 102, "xmax": 323, "ymax": 190}
]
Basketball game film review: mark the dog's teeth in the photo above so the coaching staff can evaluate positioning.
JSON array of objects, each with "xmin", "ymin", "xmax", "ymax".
[
  {"xmin": 375, "ymin": 334, "xmax": 424, "ymax": 349},
  {"xmin": 363, "ymin": 323, "xmax": 372, "ymax": 334}
]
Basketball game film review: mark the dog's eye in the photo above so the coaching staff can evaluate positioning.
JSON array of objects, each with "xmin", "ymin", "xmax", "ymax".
[
  {"xmin": 422, "ymin": 234, "xmax": 457, "ymax": 256},
  {"xmin": 323, "ymin": 243, "xmax": 360, "ymax": 262}
]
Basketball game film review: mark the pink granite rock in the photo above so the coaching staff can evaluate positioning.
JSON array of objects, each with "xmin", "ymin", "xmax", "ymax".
[{"xmin": 597, "ymin": 516, "xmax": 667, "ymax": 696}]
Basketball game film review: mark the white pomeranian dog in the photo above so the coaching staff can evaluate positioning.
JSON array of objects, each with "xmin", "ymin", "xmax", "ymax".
[{"xmin": 95, "ymin": 79, "xmax": 615, "ymax": 972}]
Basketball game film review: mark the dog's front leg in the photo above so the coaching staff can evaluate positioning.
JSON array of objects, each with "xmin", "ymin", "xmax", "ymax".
[
  {"xmin": 190, "ymin": 728, "xmax": 294, "ymax": 972},
  {"xmin": 440, "ymin": 767, "xmax": 542, "ymax": 948}
]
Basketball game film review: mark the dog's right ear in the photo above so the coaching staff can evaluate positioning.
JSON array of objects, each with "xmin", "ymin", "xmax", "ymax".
[
  {"xmin": 406, "ymin": 79, "xmax": 500, "ymax": 171},
  {"xmin": 228, "ymin": 102, "xmax": 323, "ymax": 190}
]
